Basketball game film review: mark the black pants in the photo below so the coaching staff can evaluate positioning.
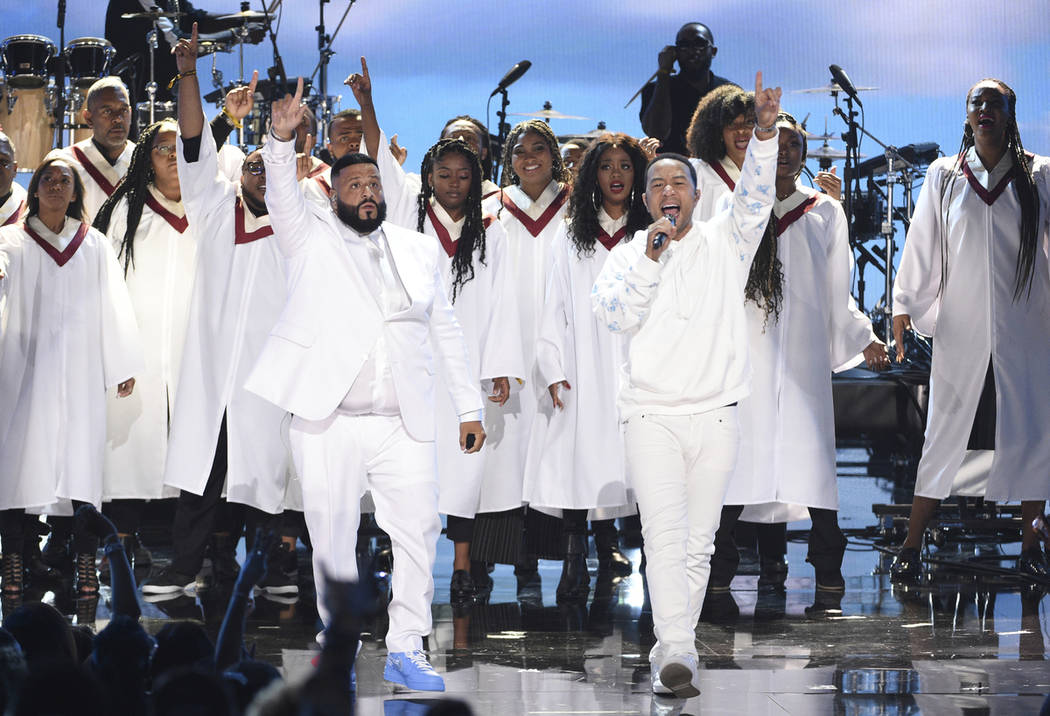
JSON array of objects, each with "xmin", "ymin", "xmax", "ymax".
[
  {"xmin": 446, "ymin": 515, "xmax": 474, "ymax": 543},
  {"xmin": 710, "ymin": 504, "xmax": 846, "ymax": 584},
  {"xmin": 1, "ymin": 504, "xmax": 96, "ymax": 555},
  {"xmin": 171, "ymin": 415, "xmax": 239, "ymax": 575}
]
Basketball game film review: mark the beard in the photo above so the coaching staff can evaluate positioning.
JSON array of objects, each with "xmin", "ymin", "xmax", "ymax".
[{"xmin": 335, "ymin": 198, "xmax": 387, "ymax": 234}]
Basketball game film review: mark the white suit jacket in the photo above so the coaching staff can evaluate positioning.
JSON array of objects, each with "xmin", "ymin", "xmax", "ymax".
[{"xmin": 245, "ymin": 136, "xmax": 483, "ymax": 440}]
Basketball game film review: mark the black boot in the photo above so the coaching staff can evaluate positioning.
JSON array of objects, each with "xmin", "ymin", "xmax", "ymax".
[
  {"xmin": 556, "ymin": 534, "xmax": 590, "ymax": 603},
  {"xmin": 2, "ymin": 553, "xmax": 24, "ymax": 595},
  {"xmin": 757, "ymin": 555, "xmax": 788, "ymax": 590},
  {"xmin": 210, "ymin": 533, "xmax": 241, "ymax": 585},
  {"xmin": 593, "ymin": 521, "xmax": 632, "ymax": 577},
  {"xmin": 515, "ymin": 555, "xmax": 542, "ymax": 606},
  {"xmin": 127, "ymin": 533, "xmax": 152, "ymax": 570},
  {"xmin": 75, "ymin": 552, "xmax": 99, "ymax": 594},
  {"xmin": 23, "ymin": 520, "xmax": 57, "ymax": 583}
]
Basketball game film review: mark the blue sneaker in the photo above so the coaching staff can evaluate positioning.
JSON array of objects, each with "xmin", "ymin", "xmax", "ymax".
[{"xmin": 383, "ymin": 650, "xmax": 445, "ymax": 691}]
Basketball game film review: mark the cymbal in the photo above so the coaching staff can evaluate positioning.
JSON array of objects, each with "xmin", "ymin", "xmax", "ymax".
[
  {"xmin": 805, "ymin": 131, "xmax": 839, "ymax": 142},
  {"xmin": 808, "ymin": 146, "xmax": 867, "ymax": 160},
  {"xmin": 217, "ymin": 9, "xmax": 273, "ymax": 21},
  {"xmin": 197, "ymin": 40, "xmax": 231, "ymax": 55},
  {"xmin": 121, "ymin": 10, "xmax": 184, "ymax": 19},
  {"xmin": 510, "ymin": 108, "xmax": 591, "ymax": 120},
  {"xmin": 794, "ymin": 82, "xmax": 877, "ymax": 95}
]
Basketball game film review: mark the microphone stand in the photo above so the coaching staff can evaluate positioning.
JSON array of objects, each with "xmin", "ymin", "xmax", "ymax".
[
  {"xmin": 55, "ymin": 0, "xmax": 67, "ymax": 149},
  {"xmin": 310, "ymin": 0, "xmax": 356, "ymax": 150},
  {"xmin": 494, "ymin": 88, "xmax": 511, "ymax": 185}
]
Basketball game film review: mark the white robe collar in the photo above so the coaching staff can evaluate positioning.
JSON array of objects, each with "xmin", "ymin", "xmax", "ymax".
[
  {"xmin": 147, "ymin": 184, "xmax": 186, "ymax": 218},
  {"xmin": 718, "ymin": 155, "xmax": 743, "ymax": 184},
  {"xmin": 27, "ymin": 215, "xmax": 82, "ymax": 251},
  {"xmin": 964, "ymin": 145, "xmax": 1013, "ymax": 190},
  {"xmin": 429, "ymin": 198, "xmax": 465, "ymax": 242},
  {"xmin": 598, "ymin": 207, "xmax": 628, "ymax": 238},
  {"xmin": 504, "ymin": 180, "xmax": 563, "ymax": 219},
  {"xmin": 773, "ymin": 182, "xmax": 810, "ymax": 216}
]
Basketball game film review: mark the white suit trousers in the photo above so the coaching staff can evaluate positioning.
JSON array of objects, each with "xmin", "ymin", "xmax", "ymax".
[
  {"xmin": 289, "ymin": 413, "xmax": 441, "ymax": 652},
  {"xmin": 624, "ymin": 407, "xmax": 740, "ymax": 660}
]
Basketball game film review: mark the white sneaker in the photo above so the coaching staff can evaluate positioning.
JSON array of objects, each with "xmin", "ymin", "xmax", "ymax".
[{"xmin": 658, "ymin": 653, "xmax": 700, "ymax": 698}]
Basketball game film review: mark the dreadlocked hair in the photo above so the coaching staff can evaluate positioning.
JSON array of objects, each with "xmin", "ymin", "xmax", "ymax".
[
  {"xmin": 441, "ymin": 115, "xmax": 493, "ymax": 181},
  {"xmin": 938, "ymin": 79, "xmax": 1039, "ymax": 302},
  {"xmin": 93, "ymin": 119, "xmax": 177, "ymax": 276},
  {"xmin": 499, "ymin": 119, "xmax": 570, "ymax": 188},
  {"xmin": 685, "ymin": 83, "xmax": 753, "ymax": 163},
  {"xmin": 418, "ymin": 138, "xmax": 487, "ymax": 304},
  {"xmin": 744, "ymin": 111, "xmax": 804, "ymax": 327},
  {"xmin": 566, "ymin": 133, "xmax": 650, "ymax": 258}
]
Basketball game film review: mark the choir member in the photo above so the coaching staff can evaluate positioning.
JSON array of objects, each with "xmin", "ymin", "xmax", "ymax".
[
  {"xmin": 891, "ymin": 79, "xmax": 1050, "ymax": 582},
  {"xmin": 592, "ymin": 71, "xmax": 780, "ymax": 699},
  {"xmin": 0, "ymin": 158, "xmax": 141, "ymax": 595},
  {"xmin": 346, "ymin": 58, "xmax": 525, "ymax": 605},
  {"xmin": 524, "ymin": 133, "xmax": 651, "ymax": 602},
  {"xmin": 709, "ymin": 113, "xmax": 887, "ymax": 601},
  {"xmin": 0, "ymin": 134, "xmax": 26, "ymax": 226}
]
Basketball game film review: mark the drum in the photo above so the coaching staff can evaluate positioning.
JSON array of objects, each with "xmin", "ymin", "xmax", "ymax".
[
  {"xmin": 67, "ymin": 86, "xmax": 92, "ymax": 144},
  {"xmin": 136, "ymin": 100, "xmax": 175, "ymax": 128},
  {"xmin": 64, "ymin": 37, "xmax": 115, "ymax": 89},
  {"xmin": 1, "ymin": 86, "xmax": 55, "ymax": 169},
  {"xmin": 1, "ymin": 35, "xmax": 55, "ymax": 89}
]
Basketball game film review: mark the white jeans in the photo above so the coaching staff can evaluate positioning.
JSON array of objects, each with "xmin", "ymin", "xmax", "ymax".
[
  {"xmin": 624, "ymin": 407, "xmax": 740, "ymax": 660},
  {"xmin": 289, "ymin": 413, "xmax": 441, "ymax": 653}
]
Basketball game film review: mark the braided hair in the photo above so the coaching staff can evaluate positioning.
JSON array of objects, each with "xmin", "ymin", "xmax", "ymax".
[
  {"xmin": 499, "ymin": 119, "xmax": 570, "ymax": 188},
  {"xmin": 938, "ymin": 79, "xmax": 1039, "ymax": 302},
  {"xmin": 744, "ymin": 112, "xmax": 805, "ymax": 326},
  {"xmin": 418, "ymin": 138, "xmax": 487, "ymax": 303},
  {"xmin": 93, "ymin": 120, "xmax": 177, "ymax": 275},
  {"xmin": 440, "ymin": 115, "xmax": 493, "ymax": 181},
  {"xmin": 566, "ymin": 133, "xmax": 650, "ymax": 257},
  {"xmin": 685, "ymin": 84, "xmax": 753, "ymax": 162}
]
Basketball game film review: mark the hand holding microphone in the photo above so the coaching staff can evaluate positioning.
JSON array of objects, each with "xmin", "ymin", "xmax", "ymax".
[{"xmin": 646, "ymin": 213, "xmax": 676, "ymax": 261}]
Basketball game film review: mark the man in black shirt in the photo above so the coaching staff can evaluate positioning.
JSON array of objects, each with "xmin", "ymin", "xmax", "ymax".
[{"xmin": 639, "ymin": 23, "xmax": 732, "ymax": 156}]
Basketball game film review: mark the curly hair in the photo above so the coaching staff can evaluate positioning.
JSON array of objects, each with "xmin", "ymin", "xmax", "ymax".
[
  {"xmin": 566, "ymin": 133, "xmax": 650, "ymax": 257},
  {"xmin": 499, "ymin": 119, "xmax": 570, "ymax": 188},
  {"xmin": 440, "ymin": 115, "xmax": 493, "ymax": 181},
  {"xmin": 417, "ymin": 138, "xmax": 488, "ymax": 303},
  {"xmin": 26, "ymin": 158, "xmax": 86, "ymax": 223},
  {"xmin": 93, "ymin": 119, "xmax": 177, "ymax": 275},
  {"xmin": 685, "ymin": 84, "xmax": 753, "ymax": 163},
  {"xmin": 938, "ymin": 78, "xmax": 1039, "ymax": 302},
  {"xmin": 744, "ymin": 111, "xmax": 806, "ymax": 326}
]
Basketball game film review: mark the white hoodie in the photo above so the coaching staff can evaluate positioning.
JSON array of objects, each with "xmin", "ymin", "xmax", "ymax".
[{"xmin": 591, "ymin": 130, "xmax": 777, "ymax": 418}]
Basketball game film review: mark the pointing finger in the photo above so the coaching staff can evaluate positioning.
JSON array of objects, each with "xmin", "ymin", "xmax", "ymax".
[
  {"xmin": 755, "ymin": 70, "xmax": 764, "ymax": 97},
  {"xmin": 248, "ymin": 69, "xmax": 258, "ymax": 95}
]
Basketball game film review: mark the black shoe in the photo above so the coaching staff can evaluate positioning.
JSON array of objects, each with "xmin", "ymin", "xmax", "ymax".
[
  {"xmin": 2, "ymin": 553, "xmax": 24, "ymax": 596},
  {"xmin": 210, "ymin": 534, "xmax": 241, "ymax": 585},
  {"xmin": 515, "ymin": 557, "xmax": 542, "ymax": 607},
  {"xmin": 127, "ymin": 533, "xmax": 152, "ymax": 570},
  {"xmin": 806, "ymin": 588, "xmax": 843, "ymax": 618},
  {"xmin": 815, "ymin": 568, "xmax": 845, "ymax": 592},
  {"xmin": 699, "ymin": 588, "xmax": 739, "ymax": 624},
  {"xmin": 75, "ymin": 553, "xmax": 99, "ymax": 594},
  {"xmin": 757, "ymin": 556, "xmax": 788, "ymax": 589},
  {"xmin": 890, "ymin": 547, "xmax": 923, "ymax": 584},
  {"xmin": 556, "ymin": 534, "xmax": 591, "ymax": 603},
  {"xmin": 469, "ymin": 561, "xmax": 493, "ymax": 603},
  {"xmin": 593, "ymin": 522, "xmax": 633, "ymax": 578},
  {"xmin": 450, "ymin": 570, "xmax": 476, "ymax": 606},
  {"xmin": 258, "ymin": 564, "xmax": 299, "ymax": 595},
  {"xmin": 142, "ymin": 565, "xmax": 196, "ymax": 595},
  {"xmin": 1018, "ymin": 546, "xmax": 1050, "ymax": 578},
  {"xmin": 278, "ymin": 540, "xmax": 299, "ymax": 580}
]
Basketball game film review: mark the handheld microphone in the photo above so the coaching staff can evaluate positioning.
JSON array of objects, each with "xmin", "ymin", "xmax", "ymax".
[
  {"xmin": 651, "ymin": 214, "xmax": 676, "ymax": 251},
  {"xmin": 829, "ymin": 64, "xmax": 862, "ymax": 107},
  {"xmin": 490, "ymin": 60, "xmax": 532, "ymax": 97}
]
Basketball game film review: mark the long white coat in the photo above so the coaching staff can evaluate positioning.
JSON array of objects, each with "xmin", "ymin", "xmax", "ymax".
[
  {"xmin": 103, "ymin": 187, "xmax": 198, "ymax": 499},
  {"xmin": 372, "ymin": 131, "xmax": 526, "ymax": 518},
  {"xmin": 524, "ymin": 212, "xmax": 634, "ymax": 512},
  {"xmin": 48, "ymin": 138, "xmax": 134, "ymax": 222},
  {"xmin": 724, "ymin": 185, "xmax": 875, "ymax": 511},
  {"xmin": 0, "ymin": 184, "xmax": 27, "ymax": 227},
  {"xmin": 0, "ymin": 217, "xmax": 142, "ymax": 510},
  {"xmin": 163, "ymin": 129, "xmax": 292, "ymax": 514},
  {"xmin": 480, "ymin": 181, "xmax": 569, "ymax": 512},
  {"xmin": 893, "ymin": 148, "xmax": 1050, "ymax": 501}
]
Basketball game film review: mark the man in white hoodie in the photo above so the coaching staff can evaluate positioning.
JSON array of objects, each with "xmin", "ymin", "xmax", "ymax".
[{"xmin": 592, "ymin": 71, "xmax": 780, "ymax": 700}]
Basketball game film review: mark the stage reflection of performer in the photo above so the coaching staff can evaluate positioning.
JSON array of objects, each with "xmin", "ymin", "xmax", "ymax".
[
  {"xmin": 347, "ymin": 57, "xmax": 524, "ymax": 606},
  {"xmin": 593, "ymin": 72, "xmax": 780, "ymax": 699},
  {"xmin": 252, "ymin": 79, "xmax": 485, "ymax": 692},
  {"xmin": 708, "ymin": 113, "xmax": 887, "ymax": 603},
  {"xmin": 525, "ymin": 133, "xmax": 652, "ymax": 602},
  {"xmin": 891, "ymin": 79, "xmax": 1050, "ymax": 581},
  {"xmin": 639, "ymin": 22, "xmax": 732, "ymax": 156},
  {"xmin": 0, "ymin": 159, "xmax": 142, "ymax": 596}
]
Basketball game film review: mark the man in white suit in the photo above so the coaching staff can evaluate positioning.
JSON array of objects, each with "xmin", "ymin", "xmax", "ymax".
[{"xmin": 250, "ymin": 79, "xmax": 486, "ymax": 692}]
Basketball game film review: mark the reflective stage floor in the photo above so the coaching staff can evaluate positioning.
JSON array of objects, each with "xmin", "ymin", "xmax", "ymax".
[{"xmin": 15, "ymin": 450, "xmax": 1050, "ymax": 715}]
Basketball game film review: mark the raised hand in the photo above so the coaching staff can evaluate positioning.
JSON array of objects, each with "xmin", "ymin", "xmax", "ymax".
[
  {"xmin": 814, "ymin": 166, "xmax": 842, "ymax": 200},
  {"xmin": 640, "ymin": 137, "xmax": 661, "ymax": 161},
  {"xmin": 225, "ymin": 70, "xmax": 258, "ymax": 122},
  {"xmin": 343, "ymin": 56, "xmax": 372, "ymax": 106},
  {"xmin": 74, "ymin": 504, "xmax": 118, "ymax": 542},
  {"xmin": 172, "ymin": 22, "xmax": 199, "ymax": 75},
  {"xmin": 389, "ymin": 133, "xmax": 407, "ymax": 166},
  {"xmin": 270, "ymin": 77, "xmax": 306, "ymax": 142},
  {"xmin": 238, "ymin": 528, "xmax": 277, "ymax": 589},
  {"xmin": 296, "ymin": 132, "xmax": 316, "ymax": 180},
  {"xmin": 754, "ymin": 71, "xmax": 783, "ymax": 131}
]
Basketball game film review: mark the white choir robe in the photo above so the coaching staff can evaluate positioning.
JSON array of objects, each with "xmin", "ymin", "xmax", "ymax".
[
  {"xmin": 524, "ymin": 211, "xmax": 635, "ymax": 515},
  {"xmin": 893, "ymin": 148, "xmax": 1050, "ymax": 502},
  {"xmin": 48, "ymin": 138, "xmax": 134, "ymax": 222},
  {"xmin": 0, "ymin": 217, "xmax": 143, "ymax": 510},
  {"xmin": 217, "ymin": 143, "xmax": 246, "ymax": 184},
  {"xmin": 163, "ymin": 128, "xmax": 292, "ymax": 514},
  {"xmin": 482, "ymin": 180, "xmax": 569, "ymax": 512},
  {"xmin": 303, "ymin": 166, "xmax": 333, "ymax": 207},
  {"xmin": 723, "ymin": 186, "xmax": 876, "ymax": 514},
  {"xmin": 0, "ymin": 184, "xmax": 27, "ymax": 227},
  {"xmin": 103, "ymin": 187, "xmax": 198, "ymax": 500},
  {"xmin": 370, "ymin": 128, "xmax": 526, "ymax": 518}
]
